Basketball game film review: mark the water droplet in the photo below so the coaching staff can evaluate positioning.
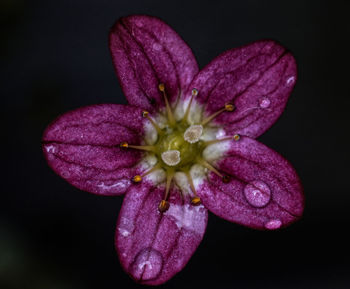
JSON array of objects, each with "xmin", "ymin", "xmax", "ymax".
[
  {"xmin": 244, "ymin": 180, "xmax": 271, "ymax": 207},
  {"xmin": 286, "ymin": 76, "xmax": 295, "ymax": 85},
  {"xmin": 130, "ymin": 248, "xmax": 163, "ymax": 281},
  {"xmin": 259, "ymin": 97, "xmax": 271, "ymax": 108},
  {"xmin": 265, "ymin": 219, "xmax": 282, "ymax": 230},
  {"xmin": 152, "ymin": 43, "xmax": 162, "ymax": 51}
]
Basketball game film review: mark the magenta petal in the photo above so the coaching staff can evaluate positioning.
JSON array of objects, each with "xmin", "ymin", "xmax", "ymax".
[
  {"xmin": 188, "ymin": 40, "xmax": 296, "ymax": 138},
  {"xmin": 197, "ymin": 136, "xmax": 304, "ymax": 230},
  {"xmin": 109, "ymin": 15, "xmax": 199, "ymax": 111},
  {"xmin": 42, "ymin": 104, "xmax": 145, "ymax": 196},
  {"xmin": 116, "ymin": 182, "xmax": 207, "ymax": 285}
]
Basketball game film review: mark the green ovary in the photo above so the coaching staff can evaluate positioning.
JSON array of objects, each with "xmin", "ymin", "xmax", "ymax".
[{"xmin": 155, "ymin": 123, "xmax": 205, "ymax": 170}]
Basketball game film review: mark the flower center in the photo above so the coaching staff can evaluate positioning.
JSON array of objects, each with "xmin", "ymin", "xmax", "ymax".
[
  {"xmin": 156, "ymin": 124, "xmax": 205, "ymax": 169},
  {"xmin": 120, "ymin": 84, "xmax": 240, "ymax": 213}
]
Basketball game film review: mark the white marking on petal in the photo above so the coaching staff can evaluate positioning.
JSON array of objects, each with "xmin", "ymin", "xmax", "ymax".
[
  {"xmin": 201, "ymin": 127, "xmax": 226, "ymax": 141},
  {"xmin": 190, "ymin": 164, "xmax": 206, "ymax": 188},
  {"xmin": 144, "ymin": 121, "xmax": 158, "ymax": 145},
  {"xmin": 137, "ymin": 154, "xmax": 166, "ymax": 185},
  {"xmin": 174, "ymin": 99, "xmax": 204, "ymax": 124},
  {"xmin": 174, "ymin": 172, "xmax": 191, "ymax": 195},
  {"xmin": 203, "ymin": 140, "xmax": 231, "ymax": 163},
  {"xmin": 45, "ymin": 145, "xmax": 56, "ymax": 153},
  {"xmin": 97, "ymin": 180, "xmax": 129, "ymax": 191},
  {"xmin": 118, "ymin": 217, "xmax": 134, "ymax": 238},
  {"xmin": 165, "ymin": 203, "xmax": 206, "ymax": 235},
  {"xmin": 118, "ymin": 228, "xmax": 131, "ymax": 237},
  {"xmin": 138, "ymin": 154, "xmax": 158, "ymax": 170},
  {"xmin": 145, "ymin": 169, "xmax": 166, "ymax": 185},
  {"xmin": 143, "ymin": 113, "xmax": 167, "ymax": 145}
]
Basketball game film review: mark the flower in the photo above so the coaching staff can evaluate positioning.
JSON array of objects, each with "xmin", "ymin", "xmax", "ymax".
[{"xmin": 42, "ymin": 15, "xmax": 304, "ymax": 285}]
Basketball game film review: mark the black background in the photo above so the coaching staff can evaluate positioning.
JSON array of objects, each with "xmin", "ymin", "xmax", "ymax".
[{"xmin": 2, "ymin": 0, "xmax": 350, "ymax": 288}]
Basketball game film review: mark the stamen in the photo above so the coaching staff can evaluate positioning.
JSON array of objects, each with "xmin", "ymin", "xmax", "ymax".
[
  {"xmin": 158, "ymin": 200, "xmax": 170, "ymax": 213},
  {"xmin": 185, "ymin": 171, "xmax": 201, "ymax": 206},
  {"xmin": 119, "ymin": 142, "xmax": 156, "ymax": 152},
  {"xmin": 201, "ymin": 102, "xmax": 235, "ymax": 126},
  {"xmin": 191, "ymin": 196, "xmax": 201, "ymax": 205},
  {"xmin": 183, "ymin": 124, "xmax": 203, "ymax": 143},
  {"xmin": 203, "ymin": 136, "xmax": 234, "ymax": 146},
  {"xmin": 197, "ymin": 158, "xmax": 230, "ymax": 183},
  {"xmin": 197, "ymin": 158, "xmax": 223, "ymax": 178},
  {"xmin": 183, "ymin": 88, "xmax": 198, "ymax": 122},
  {"xmin": 161, "ymin": 150, "xmax": 181, "ymax": 166},
  {"xmin": 158, "ymin": 169, "xmax": 175, "ymax": 213},
  {"xmin": 142, "ymin": 111, "xmax": 163, "ymax": 134},
  {"xmin": 131, "ymin": 163, "xmax": 162, "ymax": 183},
  {"xmin": 132, "ymin": 175, "xmax": 142, "ymax": 183},
  {"xmin": 159, "ymin": 83, "xmax": 176, "ymax": 126},
  {"xmin": 142, "ymin": 163, "xmax": 162, "ymax": 177}
]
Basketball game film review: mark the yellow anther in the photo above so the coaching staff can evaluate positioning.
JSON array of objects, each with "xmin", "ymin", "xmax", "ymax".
[
  {"xmin": 142, "ymin": 111, "xmax": 149, "ymax": 117},
  {"xmin": 132, "ymin": 175, "xmax": 142, "ymax": 183},
  {"xmin": 158, "ymin": 200, "xmax": 170, "ymax": 213},
  {"xmin": 192, "ymin": 88, "xmax": 198, "ymax": 96},
  {"xmin": 191, "ymin": 196, "xmax": 201, "ymax": 206},
  {"xmin": 225, "ymin": 103, "xmax": 235, "ymax": 112},
  {"xmin": 233, "ymin": 134, "xmax": 240, "ymax": 141},
  {"xmin": 120, "ymin": 142, "xmax": 128, "ymax": 148},
  {"xmin": 222, "ymin": 175, "xmax": 230, "ymax": 183},
  {"xmin": 158, "ymin": 83, "xmax": 165, "ymax": 92}
]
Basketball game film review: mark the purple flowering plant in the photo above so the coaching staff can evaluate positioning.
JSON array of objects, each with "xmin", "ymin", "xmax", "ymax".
[{"xmin": 42, "ymin": 15, "xmax": 304, "ymax": 285}]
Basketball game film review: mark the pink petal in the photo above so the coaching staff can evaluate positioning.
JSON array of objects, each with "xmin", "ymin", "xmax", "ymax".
[
  {"xmin": 109, "ymin": 15, "xmax": 199, "ymax": 111},
  {"xmin": 197, "ymin": 136, "xmax": 304, "ymax": 230},
  {"xmin": 116, "ymin": 182, "xmax": 207, "ymax": 285},
  {"xmin": 187, "ymin": 40, "xmax": 297, "ymax": 138},
  {"xmin": 42, "ymin": 104, "xmax": 145, "ymax": 196}
]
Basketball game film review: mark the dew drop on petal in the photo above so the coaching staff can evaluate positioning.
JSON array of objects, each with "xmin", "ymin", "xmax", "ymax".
[
  {"xmin": 152, "ymin": 43, "xmax": 162, "ymax": 51},
  {"xmin": 265, "ymin": 219, "xmax": 282, "ymax": 230},
  {"xmin": 259, "ymin": 97, "xmax": 271, "ymax": 109},
  {"xmin": 130, "ymin": 248, "xmax": 163, "ymax": 281},
  {"xmin": 244, "ymin": 180, "xmax": 271, "ymax": 207},
  {"xmin": 286, "ymin": 76, "xmax": 295, "ymax": 86}
]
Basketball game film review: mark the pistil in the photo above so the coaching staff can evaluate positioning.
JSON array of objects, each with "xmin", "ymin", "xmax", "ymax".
[
  {"xmin": 183, "ymin": 124, "xmax": 203, "ymax": 144},
  {"xmin": 161, "ymin": 150, "xmax": 181, "ymax": 166}
]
